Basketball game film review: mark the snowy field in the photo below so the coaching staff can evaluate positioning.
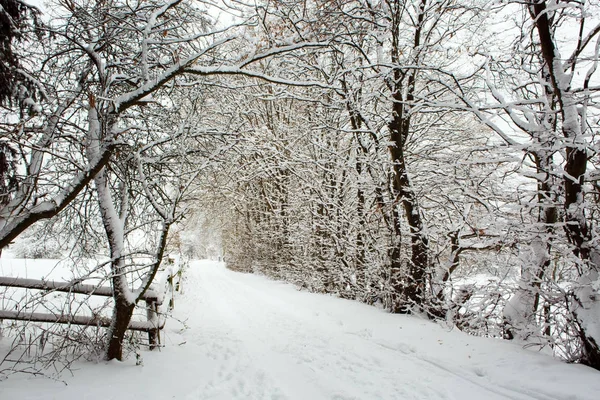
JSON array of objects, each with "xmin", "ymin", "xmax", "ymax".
[{"xmin": 1, "ymin": 259, "xmax": 599, "ymax": 399}]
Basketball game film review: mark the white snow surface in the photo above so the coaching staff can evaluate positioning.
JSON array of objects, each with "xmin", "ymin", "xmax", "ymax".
[{"xmin": 2, "ymin": 260, "xmax": 599, "ymax": 399}]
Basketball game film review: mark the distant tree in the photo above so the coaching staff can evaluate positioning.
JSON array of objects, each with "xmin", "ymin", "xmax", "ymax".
[
  {"xmin": 0, "ymin": 0, "xmax": 43, "ymax": 107},
  {"xmin": 0, "ymin": 0, "xmax": 44, "ymax": 249}
]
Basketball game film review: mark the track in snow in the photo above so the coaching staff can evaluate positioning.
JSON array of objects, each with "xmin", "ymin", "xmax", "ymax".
[{"xmin": 161, "ymin": 261, "xmax": 595, "ymax": 400}]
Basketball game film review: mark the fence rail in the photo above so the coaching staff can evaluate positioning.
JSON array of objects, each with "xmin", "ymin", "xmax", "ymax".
[
  {"xmin": 0, "ymin": 310, "xmax": 163, "ymax": 332},
  {"xmin": 0, "ymin": 276, "xmax": 160, "ymax": 302},
  {"xmin": 0, "ymin": 261, "xmax": 183, "ymax": 350}
]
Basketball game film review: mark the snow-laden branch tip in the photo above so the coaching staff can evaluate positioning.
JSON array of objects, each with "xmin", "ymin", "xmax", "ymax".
[{"xmin": 185, "ymin": 65, "xmax": 335, "ymax": 89}]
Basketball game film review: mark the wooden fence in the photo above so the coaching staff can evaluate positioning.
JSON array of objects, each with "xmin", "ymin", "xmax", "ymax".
[{"xmin": 0, "ymin": 264, "xmax": 182, "ymax": 350}]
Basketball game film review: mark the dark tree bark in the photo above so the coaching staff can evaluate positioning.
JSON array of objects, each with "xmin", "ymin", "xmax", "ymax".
[
  {"xmin": 105, "ymin": 268, "xmax": 137, "ymax": 361},
  {"xmin": 386, "ymin": 0, "xmax": 430, "ymax": 313}
]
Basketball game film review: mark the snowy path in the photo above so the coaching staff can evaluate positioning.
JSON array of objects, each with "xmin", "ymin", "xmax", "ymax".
[{"xmin": 2, "ymin": 260, "xmax": 599, "ymax": 399}]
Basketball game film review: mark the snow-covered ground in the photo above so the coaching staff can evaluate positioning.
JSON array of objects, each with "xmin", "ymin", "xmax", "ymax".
[{"xmin": 1, "ymin": 260, "xmax": 599, "ymax": 399}]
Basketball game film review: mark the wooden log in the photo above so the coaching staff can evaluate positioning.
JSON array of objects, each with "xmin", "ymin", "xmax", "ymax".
[{"xmin": 0, "ymin": 310, "xmax": 164, "ymax": 332}]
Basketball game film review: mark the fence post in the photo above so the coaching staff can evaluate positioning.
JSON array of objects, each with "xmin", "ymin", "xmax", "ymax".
[
  {"xmin": 167, "ymin": 274, "xmax": 175, "ymax": 311},
  {"xmin": 146, "ymin": 298, "xmax": 159, "ymax": 350}
]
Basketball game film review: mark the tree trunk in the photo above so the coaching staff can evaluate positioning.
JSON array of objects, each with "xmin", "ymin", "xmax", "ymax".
[
  {"xmin": 105, "ymin": 271, "xmax": 136, "ymax": 361},
  {"xmin": 504, "ymin": 153, "xmax": 557, "ymax": 340},
  {"xmin": 529, "ymin": 0, "xmax": 600, "ymax": 368},
  {"xmin": 386, "ymin": 0, "xmax": 430, "ymax": 313},
  {"xmin": 94, "ymin": 168, "xmax": 136, "ymax": 361}
]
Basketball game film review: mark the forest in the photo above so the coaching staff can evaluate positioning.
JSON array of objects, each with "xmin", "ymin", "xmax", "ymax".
[{"xmin": 1, "ymin": 0, "xmax": 600, "ymax": 374}]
